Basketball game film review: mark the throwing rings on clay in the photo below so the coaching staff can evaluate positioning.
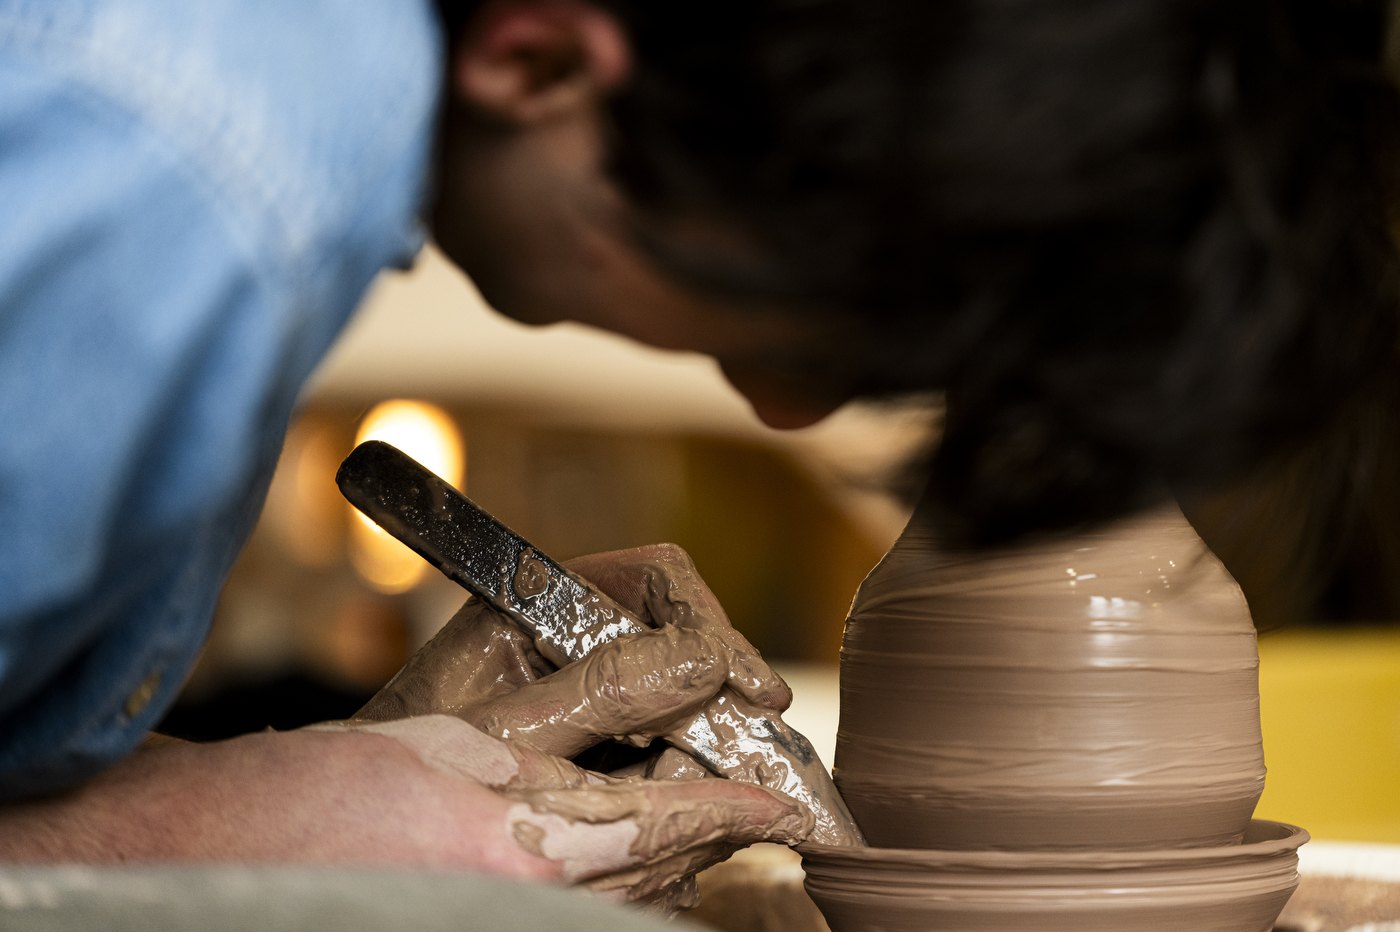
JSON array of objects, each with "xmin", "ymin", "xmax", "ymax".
[
  {"xmin": 799, "ymin": 819, "xmax": 1308, "ymax": 932},
  {"xmin": 834, "ymin": 501, "xmax": 1266, "ymax": 851}
]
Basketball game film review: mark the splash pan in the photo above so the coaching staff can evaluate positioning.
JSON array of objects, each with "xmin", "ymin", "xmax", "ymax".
[{"xmin": 798, "ymin": 819, "xmax": 1308, "ymax": 932}]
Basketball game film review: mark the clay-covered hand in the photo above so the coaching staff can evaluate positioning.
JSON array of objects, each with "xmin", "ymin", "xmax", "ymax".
[
  {"xmin": 0, "ymin": 547, "xmax": 810, "ymax": 906},
  {"xmin": 309, "ymin": 715, "xmax": 813, "ymax": 912},
  {"xmin": 355, "ymin": 543, "xmax": 793, "ymax": 757},
  {"xmin": 349, "ymin": 544, "xmax": 809, "ymax": 908},
  {"xmin": 0, "ymin": 717, "xmax": 809, "ymax": 914}
]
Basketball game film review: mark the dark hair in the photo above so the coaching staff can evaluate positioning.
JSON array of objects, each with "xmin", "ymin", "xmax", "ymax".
[{"xmin": 439, "ymin": 0, "xmax": 1400, "ymax": 550}]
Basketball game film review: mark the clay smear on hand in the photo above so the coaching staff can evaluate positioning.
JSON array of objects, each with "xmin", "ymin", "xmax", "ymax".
[
  {"xmin": 835, "ymin": 501, "xmax": 1265, "ymax": 850},
  {"xmin": 504, "ymin": 779, "xmax": 814, "ymax": 908},
  {"xmin": 466, "ymin": 625, "xmax": 732, "ymax": 759},
  {"xmin": 564, "ymin": 549, "xmax": 794, "ymax": 714}
]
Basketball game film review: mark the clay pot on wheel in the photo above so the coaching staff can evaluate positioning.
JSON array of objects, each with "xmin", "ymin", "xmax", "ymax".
[
  {"xmin": 800, "ymin": 819, "xmax": 1307, "ymax": 932},
  {"xmin": 834, "ymin": 501, "xmax": 1265, "ymax": 851}
]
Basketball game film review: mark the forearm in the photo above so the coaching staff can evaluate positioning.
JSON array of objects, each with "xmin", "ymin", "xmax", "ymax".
[
  {"xmin": 0, "ymin": 729, "xmax": 192, "ymax": 860},
  {"xmin": 0, "ymin": 729, "xmax": 557, "ymax": 879}
]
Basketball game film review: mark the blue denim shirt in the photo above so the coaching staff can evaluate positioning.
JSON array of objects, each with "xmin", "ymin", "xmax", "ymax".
[{"xmin": 0, "ymin": 0, "xmax": 441, "ymax": 798}]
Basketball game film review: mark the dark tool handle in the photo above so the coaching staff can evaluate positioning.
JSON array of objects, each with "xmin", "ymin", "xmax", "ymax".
[{"xmin": 337, "ymin": 440, "xmax": 645, "ymax": 668}]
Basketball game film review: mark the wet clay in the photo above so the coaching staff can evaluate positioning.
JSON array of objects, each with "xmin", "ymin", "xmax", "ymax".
[
  {"xmin": 799, "ymin": 819, "xmax": 1306, "ymax": 932},
  {"xmin": 513, "ymin": 549, "xmax": 551, "ymax": 599},
  {"xmin": 835, "ymin": 500, "xmax": 1265, "ymax": 850},
  {"xmin": 669, "ymin": 688, "xmax": 863, "ymax": 848}
]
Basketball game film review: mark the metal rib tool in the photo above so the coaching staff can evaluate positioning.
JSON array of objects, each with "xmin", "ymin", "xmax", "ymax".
[{"xmin": 337, "ymin": 439, "xmax": 865, "ymax": 847}]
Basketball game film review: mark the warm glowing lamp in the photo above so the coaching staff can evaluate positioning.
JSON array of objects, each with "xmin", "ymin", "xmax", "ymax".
[{"xmin": 350, "ymin": 400, "xmax": 464, "ymax": 593}]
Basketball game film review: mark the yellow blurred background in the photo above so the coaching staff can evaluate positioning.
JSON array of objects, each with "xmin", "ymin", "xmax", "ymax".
[{"xmin": 1256, "ymin": 628, "xmax": 1400, "ymax": 843}]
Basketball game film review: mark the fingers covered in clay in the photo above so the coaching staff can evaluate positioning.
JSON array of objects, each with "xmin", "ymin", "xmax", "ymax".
[
  {"xmin": 463, "ymin": 624, "xmax": 754, "ymax": 758},
  {"xmin": 360, "ymin": 544, "xmax": 788, "ymax": 735},
  {"xmin": 564, "ymin": 544, "xmax": 792, "ymax": 714},
  {"xmin": 503, "ymin": 777, "xmax": 814, "ymax": 906},
  {"xmin": 354, "ymin": 599, "xmax": 551, "ymax": 722}
]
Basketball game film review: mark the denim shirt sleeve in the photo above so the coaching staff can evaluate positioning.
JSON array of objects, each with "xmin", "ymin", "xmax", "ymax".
[{"xmin": 0, "ymin": 0, "xmax": 441, "ymax": 799}]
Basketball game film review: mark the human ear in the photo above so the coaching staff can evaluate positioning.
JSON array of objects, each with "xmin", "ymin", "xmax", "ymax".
[{"xmin": 451, "ymin": 1, "xmax": 630, "ymax": 123}]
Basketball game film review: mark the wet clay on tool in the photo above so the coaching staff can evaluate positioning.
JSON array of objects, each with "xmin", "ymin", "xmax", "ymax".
[
  {"xmin": 835, "ymin": 500, "xmax": 1265, "ymax": 851},
  {"xmin": 513, "ymin": 549, "xmax": 550, "ymax": 599}
]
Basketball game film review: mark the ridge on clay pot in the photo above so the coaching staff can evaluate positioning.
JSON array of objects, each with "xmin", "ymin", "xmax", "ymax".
[
  {"xmin": 834, "ymin": 500, "xmax": 1265, "ymax": 851},
  {"xmin": 799, "ymin": 819, "xmax": 1307, "ymax": 932}
]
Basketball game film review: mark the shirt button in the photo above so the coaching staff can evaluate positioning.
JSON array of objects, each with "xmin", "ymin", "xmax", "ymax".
[{"xmin": 124, "ymin": 671, "xmax": 162, "ymax": 719}]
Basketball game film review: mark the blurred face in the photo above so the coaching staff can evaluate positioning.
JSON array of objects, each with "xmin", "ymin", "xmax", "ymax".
[{"xmin": 430, "ymin": 2, "xmax": 853, "ymax": 428}]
